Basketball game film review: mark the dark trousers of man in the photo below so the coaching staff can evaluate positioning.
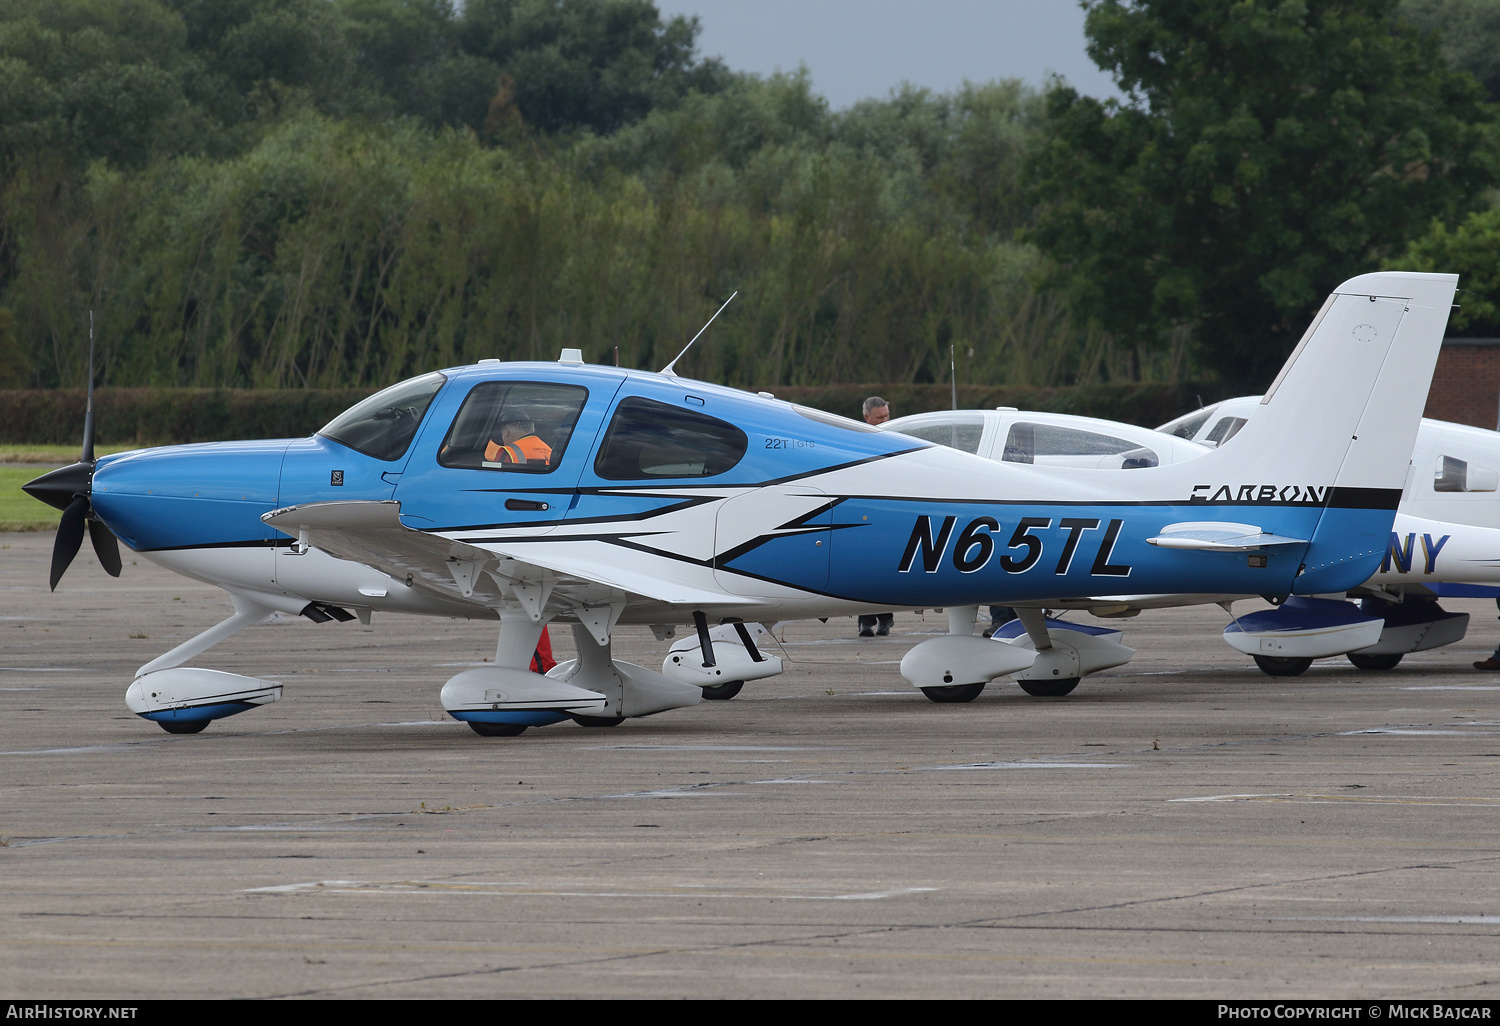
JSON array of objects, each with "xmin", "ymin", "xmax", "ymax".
[{"xmin": 858, "ymin": 613, "xmax": 893, "ymax": 637}]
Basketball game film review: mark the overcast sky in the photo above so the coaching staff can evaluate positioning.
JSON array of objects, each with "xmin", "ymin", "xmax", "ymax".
[{"xmin": 654, "ymin": 0, "xmax": 1123, "ymax": 109}]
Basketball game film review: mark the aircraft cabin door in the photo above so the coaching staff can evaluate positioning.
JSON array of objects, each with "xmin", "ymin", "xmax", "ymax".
[{"xmin": 392, "ymin": 377, "xmax": 619, "ymax": 535}]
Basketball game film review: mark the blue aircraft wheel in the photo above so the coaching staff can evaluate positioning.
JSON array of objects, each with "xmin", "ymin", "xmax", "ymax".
[
  {"xmin": 700, "ymin": 680, "xmax": 744, "ymax": 701},
  {"xmin": 570, "ymin": 715, "xmax": 625, "ymax": 727},
  {"xmin": 1018, "ymin": 677, "xmax": 1079, "ymax": 697},
  {"xmin": 158, "ymin": 719, "xmax": 209, "ymax": 735},
  {"xmin": 921, "ymin": 683, "xmax": 985, "ymax": 703},
  {"xmin": 1252, "ymin": 655, "xmax": 1313, "ymax": 677},
  {"xmin": 468, "ymin": 721, "xmax": 528, "ymax": 737},
  {"xmin": 1347, "ymin": 652, "xmax": 1402, "ymax": 671}
]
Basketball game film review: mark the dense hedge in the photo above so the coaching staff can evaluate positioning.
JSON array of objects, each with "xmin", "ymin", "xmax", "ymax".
[
  {"xmin": 0, "ymin": 381, "xmax": 1234, "ymax": 446},
  {"xmin": 774, "ymin": 381, "xmax": 1239, "ymax": 429},
  {"xmin": 0, "ymin": 388, "xmax": 376, "ymax": 446}
]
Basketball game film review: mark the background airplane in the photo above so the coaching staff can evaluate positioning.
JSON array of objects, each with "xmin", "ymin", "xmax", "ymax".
[
  {"xmin": 24, "ymin": 271, "xmax": 1457, "ymax": 736},
  {"xmin": 1156, "ymin": 396, "xmax": 1499, "ymax": 673},
  {"xmin": 876, "ymin": 403, "xmax": 1493, "ymax": 688}
]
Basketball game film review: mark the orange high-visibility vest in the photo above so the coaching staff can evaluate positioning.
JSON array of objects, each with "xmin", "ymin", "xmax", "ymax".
[{"xmin": 485, "ymin": 434, "xmax": 552, "ymax": 466}]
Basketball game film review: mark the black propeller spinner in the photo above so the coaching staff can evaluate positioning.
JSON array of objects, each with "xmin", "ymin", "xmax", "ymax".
[{"xmin": 22, "ymin": 327, "xmax": 123, "ymax": 590}]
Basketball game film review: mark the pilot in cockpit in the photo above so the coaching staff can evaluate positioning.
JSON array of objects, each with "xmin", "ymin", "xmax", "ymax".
[{"xmin": 485, "ymin": 417, "xmax": 552, "ymax": 467}]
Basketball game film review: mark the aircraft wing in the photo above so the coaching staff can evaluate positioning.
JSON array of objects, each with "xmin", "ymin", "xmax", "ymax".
[{"xmin": 262, "ymin": 500, "xmax": 747, "ymax": 613}]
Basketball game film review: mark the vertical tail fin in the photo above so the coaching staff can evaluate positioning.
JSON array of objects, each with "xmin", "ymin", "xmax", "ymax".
[
  {"xmin": 1165, "ymin": 271, "xmax": 1457, "ymax": 591},
  {"xmin": 1199, "ymin": 271, "xmax": 1455, "ymax": 492}
]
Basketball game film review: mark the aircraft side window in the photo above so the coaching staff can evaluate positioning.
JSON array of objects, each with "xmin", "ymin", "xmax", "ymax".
[
  {"xmin": 1036, "ymin": 425, "xmax": 1138, "ymax": 456},
  {"xmin": 1002, "ymin": 423, "xmax": 1034, "ymax": 464},
  {"xmin": 1119, "ymin": 446, "xmax": 1159, "ymax": 469},
  {"xmin": 595, "ymin": 397, "xmax": 748, "ymax": 480},
  {"xmin": 1003, "ymin": 423, "xmax": 1157, "ymax": 467},
  {"xmin": 1205, "ymin": 416, "xmax": 1247, "ymax": 447},
  {"xmin": 899, "ymin": 419, "xmax": 985, "ymax": 454},
  {"xmin": 438, "ymin": 381, "xmax": 589, "ymax": 473},
  {"xmin": 1435, "ymin": 454, "xmax": 1499, "ymax": 493},
  {"xmin": 319, "ymin": 371, "xmax": 446, "ymax": 462}
]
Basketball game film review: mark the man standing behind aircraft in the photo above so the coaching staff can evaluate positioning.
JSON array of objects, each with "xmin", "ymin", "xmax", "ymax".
[
  {"xmin": 858, "ymin": 396, "xmax": 895, "ymax": 637},
  {"xmin": 487, "ymin": 418, "xmax": 552, "ymax": 467}
]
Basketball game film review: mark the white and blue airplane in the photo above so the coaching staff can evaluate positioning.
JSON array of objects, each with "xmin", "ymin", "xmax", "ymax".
[{"xmin": 23, "ymin": 271, "xmax": 1457, "ymax": 736}]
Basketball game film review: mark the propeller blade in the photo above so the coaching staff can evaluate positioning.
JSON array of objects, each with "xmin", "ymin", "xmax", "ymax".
[
  {"xmin": 50, "ymin": 496, "xmax": 88, "ymax": 591},
  {"xmin": 88, "ymin": 517, "xmax": 122, "ymax": 577}
]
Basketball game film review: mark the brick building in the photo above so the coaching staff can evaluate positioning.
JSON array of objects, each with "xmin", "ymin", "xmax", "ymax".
[{"xmin": 1426, "ymin": 339, "xmax": 1500, "ymax": 429}]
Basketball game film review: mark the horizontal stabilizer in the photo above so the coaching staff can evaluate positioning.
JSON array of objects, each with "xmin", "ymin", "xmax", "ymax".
[{"xmin": 1147, "ymin": 522, "xmax": 1308, "ymax": 551}]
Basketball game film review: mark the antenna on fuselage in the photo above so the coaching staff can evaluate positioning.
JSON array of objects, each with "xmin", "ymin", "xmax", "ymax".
[
  {"xmin": 82, "ymin": 311, "xmax": 95, "ymax": 463},
  {"xmin": 950, "ymin": 344, "xmax": 957, "ymax": 412},
  {"xmin": 661, "ymin": 291, "xmax": 737, "ymax": 376}
]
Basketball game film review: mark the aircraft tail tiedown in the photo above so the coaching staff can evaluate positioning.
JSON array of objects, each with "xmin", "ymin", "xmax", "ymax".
[{"xmin": 1154, "ymin": 271, "xmax": 1458, "ymax": 592}]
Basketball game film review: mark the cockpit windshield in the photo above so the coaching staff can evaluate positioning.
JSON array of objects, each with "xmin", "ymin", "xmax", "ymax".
[{"xmin": 319, "ymin": 371, "xmax": 446, "ymax": 461}]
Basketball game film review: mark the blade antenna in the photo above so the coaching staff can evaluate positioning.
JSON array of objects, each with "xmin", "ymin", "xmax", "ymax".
[
  {"xmin": 82, "ymin": 311, "xmax": 95, "ymax": 464},
  {"xmin": 661, "ymin": 291, "xmax": 737, "ymax": 376},
  {"xmin": 950, "ymin": 343, "xmax": 957, "ymax": 411}
]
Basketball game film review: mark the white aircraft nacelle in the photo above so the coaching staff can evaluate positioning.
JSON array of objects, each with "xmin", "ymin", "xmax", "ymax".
[
  {"xmin": 993, "ymin": 622, "xmax": 1136, "ymax": 681},
  {"xmin": 661, "ymin": 622, "xmax": 784, "ymax": 689},
  {"xmin": 125, "ymin": 668, "xmax": 282, "ymax": 730},
  {"xmin": 1222, "ymin": 598, "xmax": 1385, "ymax": 659},
  {"xmin": 548, "ymin": 659, "xmax": 703, "ymax": 718},
  {"xmin": 900, "ymin": 635, "xmax": 1038, "ymax": 689},
  {"xmin": 441, "ymin": 666, "xmax": 609, "ymax": 729},
  {"xmin": 1352, "ymin": 600, "xmax": 1469, "ymax": 656}
]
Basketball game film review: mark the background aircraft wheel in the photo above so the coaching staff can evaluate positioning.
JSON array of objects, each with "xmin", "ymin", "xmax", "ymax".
[
  {"xmin": 700, "ymin": 680, "xmax": 744, "ymax": 701},
  {"xmin": 158, "ymin": 719, "xmax": 209, "ymax": 734},
  {"xmin": 920, "ymin": 683, "xmax": 985, "ymax": 703},
  {"xmin": 1347, "ymin": 652, "xmax": 1403, "ymax": 671},
  {"xmin": 1252, "ymin": 655, "xmax": 1313, "ymax": 677},
  {"xmin": 1018, "ymin": 677, "xmax": 1080, "ymax": 697},
  {"xmin": 570, "ymin": 715, "xmax": 625, "ymax": 727},
  {"xmin": 468, "ymin": 721, "xmax": 528, "ymax": 737}
]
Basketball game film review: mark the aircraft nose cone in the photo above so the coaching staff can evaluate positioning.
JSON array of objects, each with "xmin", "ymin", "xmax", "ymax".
[{"xmin": 23, "ymin": 461, "xmax": 92, "ymax": 512}]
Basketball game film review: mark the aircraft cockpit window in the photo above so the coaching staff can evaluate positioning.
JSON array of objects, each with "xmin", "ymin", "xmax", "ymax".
[
  {"xmin": 1158, "ymin": 407, "xmax": 1215, "ymax": 439},
  {"xmin": 1205, "ymin": 416, "xmax": 1248, "ymax": 447},
  {"xmin": 595, "ymin": 397, "xmax": 748, "ymax": 480},
  {"xmin": 1434, "ymin": 454, "xmax": 1500, "ymax": 493},
  {"xmin": 1003, "ymin": 423, "xmax": 1158, "ymax": 469},
  {"xmin": 319, "ymin": 371, "xmax": 446, "ymax": 461},
  {"xmin": 438, "ymin": 381, "xmax": 588, "ymax": 473},
  {"xmin": 896, "ymin": 419, "xmax": 985, "ymax": 454}
]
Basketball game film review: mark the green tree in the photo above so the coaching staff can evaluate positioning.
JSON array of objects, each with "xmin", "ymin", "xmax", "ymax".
[
  {"xmin": 458, "ymin": 0, "xmax": 731, "ymax": 136},
  {"xmin": 0, "ymin": 0, "xmax": 210, "ymax": 171},
  {"xmin": 1028, "ymin": 0, "xmax": 1499, "ymax": 385},
  {"xmin": 1400, "ymin": 0, "xmax": 1500, "ymax": 102},
  {"xmin": 1395, "ymin": 207, "xmax": 1500, "ymax": 334}
]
